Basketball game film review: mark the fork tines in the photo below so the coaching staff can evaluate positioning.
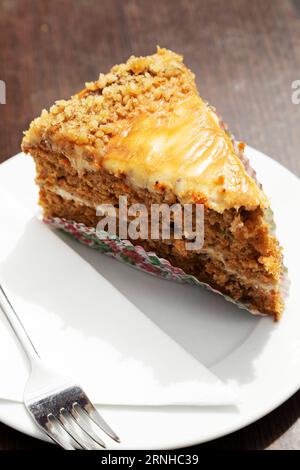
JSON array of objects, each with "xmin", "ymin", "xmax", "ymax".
[{"xmin": 27, "ymin": 386, "xmax": 120, "ymax": 450}]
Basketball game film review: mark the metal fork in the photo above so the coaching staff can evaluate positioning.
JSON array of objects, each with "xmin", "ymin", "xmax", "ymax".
[{"xmin": 0, "ymin": 283, "xmax": 120, "ymax": 450}]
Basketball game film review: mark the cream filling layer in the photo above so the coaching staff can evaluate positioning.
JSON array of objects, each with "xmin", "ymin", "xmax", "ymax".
[{"xmin": 50, "ymin": 186, "xmax": 97, "ymax": 208}]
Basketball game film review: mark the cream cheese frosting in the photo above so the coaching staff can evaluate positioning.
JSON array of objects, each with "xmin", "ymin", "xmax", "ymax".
[{"xmin": 102, "ymin": 95, "xmax": 268, "ymax": 212}]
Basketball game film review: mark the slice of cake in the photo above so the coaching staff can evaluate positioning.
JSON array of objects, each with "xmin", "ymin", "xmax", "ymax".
[{"xmin": 22, "ymin": 47, "xmax": 285, "ymax": 319}]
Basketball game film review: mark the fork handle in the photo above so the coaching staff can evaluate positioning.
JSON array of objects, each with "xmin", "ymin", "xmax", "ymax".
[{"xmin": 0, "ymin": 284, "xmax": 41, "ymax": 364}]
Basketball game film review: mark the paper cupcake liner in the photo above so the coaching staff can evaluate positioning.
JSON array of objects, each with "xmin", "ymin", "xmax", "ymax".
[{"xmin": 44, "ymin": 216, "xmax": 268, "ymax": 317}]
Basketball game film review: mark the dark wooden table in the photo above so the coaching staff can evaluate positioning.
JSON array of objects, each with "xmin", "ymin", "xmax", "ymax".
[{"xmin": 0, "ymin": 0, "xmax": 300, "ymax": 450}]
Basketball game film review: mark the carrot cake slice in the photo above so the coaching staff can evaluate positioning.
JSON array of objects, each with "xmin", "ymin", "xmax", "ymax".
[{"xmin": 22, "ymin": 47, "xmax": 285, "ymax": 319}]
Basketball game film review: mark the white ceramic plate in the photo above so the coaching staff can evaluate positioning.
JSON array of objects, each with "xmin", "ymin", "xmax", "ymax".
[{"xmin": 0, "ymin": 147, "xmax": 299, "ymax": 449}]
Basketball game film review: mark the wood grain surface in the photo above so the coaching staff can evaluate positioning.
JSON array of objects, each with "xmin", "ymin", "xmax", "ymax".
[{"xmin": 0, "ymin": 0, "xmax": 300, "ymax": 450}]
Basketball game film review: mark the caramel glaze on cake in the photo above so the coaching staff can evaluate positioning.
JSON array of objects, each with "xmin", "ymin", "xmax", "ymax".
[{"xmin": 22, "ymin": 47, "xmax": 284, "ymax": 319}]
